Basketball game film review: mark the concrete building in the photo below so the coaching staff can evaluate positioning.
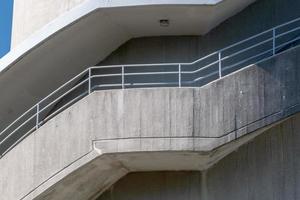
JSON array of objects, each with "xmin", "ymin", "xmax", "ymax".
[{"xmin": 0, "ymin": 0, "xmax": 300, "ymax": 199}]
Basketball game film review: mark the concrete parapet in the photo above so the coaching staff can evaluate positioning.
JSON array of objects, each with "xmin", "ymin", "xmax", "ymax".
[{"xmin": 0, "ymin": 46, "xmax": 300, "ymax": 199}]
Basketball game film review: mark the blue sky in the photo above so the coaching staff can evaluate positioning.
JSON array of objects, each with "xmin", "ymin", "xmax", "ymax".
[{"xmin": 0, "ymin": 0, "xmax": 13, "ymax": 58}]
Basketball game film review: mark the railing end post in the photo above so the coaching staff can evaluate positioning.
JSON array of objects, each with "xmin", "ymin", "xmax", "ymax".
[
  {"xmin": 88, "ymin": 68, "xmax": 91, "ymax": 94},
  {"xmin": 178, "ymin": 64, "xmax": 182, "ymax": 88},
  {"xmin": 122, "ymin": 66, "xmax": 125, "ymax": 90},
  {"xmin": 36, "ymin": 103, "xmax": 40, "ymax": 130},
  {"xmin": 218, "ymin": 51, "xmax": 222, "ymax": 78},
  {"xmin": 272, "ymin": 28, "xmax": 276, "ymax": 56}
]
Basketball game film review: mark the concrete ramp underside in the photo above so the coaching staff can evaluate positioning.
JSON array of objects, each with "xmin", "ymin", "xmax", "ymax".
[
  {"xmin": 0, "ymin": 46, "xmax": 300, "ymax": 200},
  {"xmin": 95, "ymin": 112, "xmax": 300, "ymax": 200}
]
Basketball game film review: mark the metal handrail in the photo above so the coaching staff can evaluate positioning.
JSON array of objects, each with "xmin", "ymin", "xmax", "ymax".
[{"xmin": 0, "ymin": 16, "xmax": 300, "ymax": 157}]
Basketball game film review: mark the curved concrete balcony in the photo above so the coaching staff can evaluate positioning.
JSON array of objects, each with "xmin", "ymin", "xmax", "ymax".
[
  {"xmin": 1, "ymin": 16, "xmax": 300, "ymax": 157},
  {"xmin": 0, "ymin": 0, "xmax": 257, "ymax": 131},
  {"xmin": 0, "ymin": 45, "xmax": 300, "ymax": 200}
]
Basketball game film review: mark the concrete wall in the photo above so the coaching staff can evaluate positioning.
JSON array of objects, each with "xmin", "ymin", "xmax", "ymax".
[
  {"xmin": 100, "ymin": 0, "xmax": 300, "ymax": 65},
  {"xmin": 10, "ymin": 0, "xmax": 255, "ymax": 48},
  {"xmin": 0, "ymin": 45, "xmax": 299, "ymax": 200},
  {"xmin": 206, "ymin": 114, "xmax": 300, "ymax": 200},
  {"xmin": 11, "ymin": 0, "xmax": 300, "ymax": 53},
  {"xmin": 11, "ymin": 0, "xmax": 86, "ymax": 47},
  {"xmin": 96, "ymin": 114, "xmax": 300, "ymax": 200},
  {"xmin": 4, "ymin": 0, "xmax": 299, "ymax": 134},
  {"xmin": 97, "ymin": 171, "xmax": 203, "ymax": 200}
]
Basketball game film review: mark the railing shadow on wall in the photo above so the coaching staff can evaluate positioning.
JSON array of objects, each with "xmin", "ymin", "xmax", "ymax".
[{"xmin": 0, "ymin": 17, "xmax": 300, "ymax": 157}]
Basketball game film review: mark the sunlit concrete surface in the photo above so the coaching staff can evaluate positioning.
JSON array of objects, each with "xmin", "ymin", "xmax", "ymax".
[
  {"xmin": 0, "ymin": 45, "xmax": 299, "ymax": 200},
  {"xmin": 0, "ymin": 0, "xmax": 299, "ymax": 135},
  {"xmin": 11, "ymin": 0, "xmax": 255, "ymax": 47},
  {"xmin": 0, "ymin": 1, "xmax": 300, "ymax": 199}
]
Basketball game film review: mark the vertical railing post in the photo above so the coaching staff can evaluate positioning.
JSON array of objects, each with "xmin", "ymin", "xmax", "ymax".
[
  {"xmin": 272, "ymin": 28, "xmax": 276, "ymax": 55},
  {"xmin": 178, "ymin": 64, "xmax": 181, "ymax": 88},
  {"xmin": 36, "ymin": 103, "xmax": 39, "ymax": 129},
  {"xmin": 218, "ymin": 51, "xmax": 222, "ymax": 78},
  {"xmin": 88, "ymin": 68, "xmax": 91, "ymax": 94},
  {"xmin": 122, "ymin": 66, "xmax": 125, "ymax": 89}
]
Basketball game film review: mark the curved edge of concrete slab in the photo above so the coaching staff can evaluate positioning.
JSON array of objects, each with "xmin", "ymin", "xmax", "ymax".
[
  {"xmin": 27, "ymin": 114, "xmax": 294, "ymax": 200},
  {"xmin": 1, "ymin": 46, "xmax": 300, "ymax": 200},
  {"xmin": 1, "ymin": 0, "xmax": 255, "ymax": 73}
]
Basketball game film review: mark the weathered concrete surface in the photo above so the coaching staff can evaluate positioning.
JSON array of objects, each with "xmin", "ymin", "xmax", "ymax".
[
  {"xmin": 10, "ymin": 0, "xmax": 255, "ymax": 48},
  {"xmin": 96, "ymin": 112, "xmax": 300, "ymax": 200},
  {"xmin": 0, "ymin": 0, "xmax": 300, "ymax": 136},
  {"xmin": 97, "ymin": 171, "xmax": 203, "ymax": 200},
  {"xmin": 0, "ymin": 46, "xmax": 299, "ymax": 200},
  {"xmin": 205, "ymin": 112, "xmax": 300, "ymax": 200},
  {"xmin": 207, "ymin": 111, "xmax": 300, "ymax": 200},
  {"xmin": 17, "ymin": 119, "xmax": 292, "ymax": 200},
  {"xmin": 102, "ymin": 0, "xmax": 300, "ymax": 67},
  {"xmin": 11, "ymin": 0, "xmax": 86, "ymax": 47},
  {"xmin": 2, "ymin": 0, "xmax": 298, "ymax": 134}
]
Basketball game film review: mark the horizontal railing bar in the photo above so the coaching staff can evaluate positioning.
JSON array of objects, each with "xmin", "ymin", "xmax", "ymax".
[
  {"xmin": 221, "ymin": 38, "xmax": 273, "ymax": 62},
  {"xmin": 187, "ymin": 51, "xmax": 219, "ymax": 65},
  {"xmin": 0, "ymin": 69, "xmax": 89, "ymax": 137},
  {"xmin": 192, "ymin": 71, "xmax": 218, "ymax": 82},
  {"xmin": 97, "ymin": 83, "xmax": 123, "ymax": 87},
  {"xmin": 190, "ymin": 49, "xmax": 273, "ymax": 84},
  {"xmin": 191, "ymin": 49, "xmax": 273, "ymax": 82},
  {"xmin": 182, "ymin": 59, "xmax": 219, "ymax": 74},
  {"xmin": 38, "ymin": 68, "xmax": 89, "ymax": 105},
  {"xmin": 275, "ymin": 36, "xmax": 300, "ymax": 50},
  {"xmin": 220, "ymin": 18, "xmax": 300, "ymax": 53},
  {"xmin": 221, "ymin": 29, "xmax": 272, "ymax": 52},
  {"xmin": 131, "ymin": 82, "xmax": 176, "ymax": 86},
  {"xmin": 91, "ymin": 74, "xmax": 121, "ymax": 78},
  {"xmin": 0, "ymin": 69, "xmax": 88, "ymax": 135},
  {"xmin": 39, "ymin": 78, "xmax": 89, "ymax": 113},
  {"xmin": 0, "ymin": 126, "xmax": 36, "ymax": 157},
  {"xmin": 222, "ymin": 48, "xmax": 273, "ymax": 72},
  {"xmin": 276, "ymin": 26, "xmax": 300, "ymax": 38},
  {"xmin": 0, "ymin": 113, "xmax": 37, "ymax": 146},
  {"xmin": 125, "ymin": 71, "xmax": 178, "ymax": 76},
  {"xmin": 95, "ymin": 82, "xmax": 177, "ymax": 87},
  {"xmin": 274, "ymin": 17, "xmax": 300, "ymax": 30},
  {"xmin": 91, "ymin": 71, "xmax": 179, "ymax": 78},
  {"xmin": 41, "ymin": 91, "xmax": 89, "ymax": 125},
  {"xmin": 183, "ymin": 33, "xmax": 286, "ymax": 75},
  {"xmin": 91, "ymin": 62, "xmax": 180, "ymax": 69},
  {"xmin": 0, "ymin": 106, "xmax": 36, "ymax": 137}
]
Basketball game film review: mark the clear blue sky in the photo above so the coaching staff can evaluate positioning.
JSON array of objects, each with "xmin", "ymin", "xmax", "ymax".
[{"xmin": 0, "ymin": 0, "xmax": 13, "ymax": 58}]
